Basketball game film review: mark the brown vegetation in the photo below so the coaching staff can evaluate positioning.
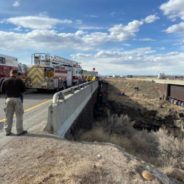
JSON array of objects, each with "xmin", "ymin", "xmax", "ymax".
[
  {"xmin": 0, "ymin": 136, "xmax": 167, "ymax": 184},
  {"xmin": 76, "ymin": 78, "xmax": 184, "ymax": 183},
  {"xmin": 78, "ymin": 113, "xmax": 184, "ymax": 168},
  {"xmin": 107, "ymin": 78, "xmax": 184, "ymax": 115}
]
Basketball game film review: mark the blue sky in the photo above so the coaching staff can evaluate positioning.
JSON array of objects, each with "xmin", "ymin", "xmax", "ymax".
[{"xmin": 0, "ymin": 0, "xmax": 184, "ymax": 75}]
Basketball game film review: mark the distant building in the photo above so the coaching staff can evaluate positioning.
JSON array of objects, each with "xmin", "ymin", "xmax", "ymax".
[{"xmin": 158, "ymin": 73, "xmax": 166, "ymax": 79}]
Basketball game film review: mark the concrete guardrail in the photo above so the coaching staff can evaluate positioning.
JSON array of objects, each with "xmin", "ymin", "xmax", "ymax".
[{"xmin": 45, "ymin": 81, "xmax": 99, "ymax": 137}]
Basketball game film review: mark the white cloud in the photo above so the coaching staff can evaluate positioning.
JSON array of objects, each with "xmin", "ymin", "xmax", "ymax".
[
  {"xmin": 0, "ymin": 31, "xmax": 28, "ymax": 50},
  {"xmin": 108, "ymin": 20, "xmax": 143, "ymax": 41},
  {"xmin": 165, "ymin": 22, "xmax": 184, "ymax": 33},
  {"xmin": 160, "ymin": 0, "xmax": 184, "ymax": 21},
  {"xmin": 78, "ymin": 19, "xmax": 141, "ymax": 45},
  {"xmin": 93, "ymin": 48, "xmax": 154, "ymax": 59},
  {"xmin": 13, "ymin": 1, "xmax": 20, "ymax": 7},
  {"xmin": 80, "ymin": 14, "xmax": 157, "ymax": 44},
  {"xmin": 143, "ymin": 15, "xmax": 159, "ymax": 23},
  {"xmin": 5, "ymin": 16, "xmax": 72, "ymax": 30},
  {"xmin": 83, "ymin": 32, "xmax": 109, "ymax": 44},
  {"xmin": 78, "ymin": 25, "xmax": 106, "ymax": 30},
  {"xmin": 0, "ymin": 30, "xmax": 91, "ymax": 51},
  {"xmin": 160, "ymin": 0, "xmax": 184, "ymax": 34},
  {"xmin": 107, "ymin": 15, "xmax": 158, "ymax": 42},
  {"xmin": 2, "ymin": 14, "xmax": 158, "ymax": 46},
  {"xmin": 72, "ymin": 49, "xmax": 184, "ymax": 75},
  {"xmin": 1, "ymin": 23, "xmax": 183, "ymax": 75},
  {"xmin": 136, "ymin": 38, "xmax": 155, "ymax": 42},
  {"xmin": 0, "ymin": 14, "xmax": 159, "ymax": 52}
]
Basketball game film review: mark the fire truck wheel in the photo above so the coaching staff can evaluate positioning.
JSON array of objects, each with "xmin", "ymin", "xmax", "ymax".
[
  {"xmin": 56, "ymin": 88, "xmax": 60, "ymax": 92},
  {"xmin": 36, "ymin": 89, "xmax": 46, "ymax": 93}
]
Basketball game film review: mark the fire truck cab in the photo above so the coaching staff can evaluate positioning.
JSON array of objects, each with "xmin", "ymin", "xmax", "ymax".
[
  {"xmin": 26, "ymin": 53, "xmax": 82, "ymax": 91},
  {"xmin": 0, "ymin": 54, "xmax": 25, "ymax": 89},
  {"xmin": 0, "ymin": 54, "xmax": 18, "ymax": 77}
]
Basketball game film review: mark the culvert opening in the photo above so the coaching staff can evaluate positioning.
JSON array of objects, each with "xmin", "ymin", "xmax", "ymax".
[{"xmin": 66, "ymin": 81, "xmax": 184, "ymax": 170}]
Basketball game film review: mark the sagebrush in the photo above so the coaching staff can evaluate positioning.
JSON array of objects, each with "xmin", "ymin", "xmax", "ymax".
[{"xmin": 79, "ymin": 112, "xmax": 184, "ymax": 170}]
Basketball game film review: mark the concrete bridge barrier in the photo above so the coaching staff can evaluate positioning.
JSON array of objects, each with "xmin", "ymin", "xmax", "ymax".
[{"xmin": 45, "ymin": 81, "xmax": 99, "ymax": 137}]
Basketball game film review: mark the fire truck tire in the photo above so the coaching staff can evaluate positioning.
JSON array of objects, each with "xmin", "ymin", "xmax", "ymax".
[
  {"xmin": 55, "ymin": 88, "xmax": 60, "ymax": 92},
  {"xmin": 37, "ymin": 89, "xmax": 43, "ymax": 93}
]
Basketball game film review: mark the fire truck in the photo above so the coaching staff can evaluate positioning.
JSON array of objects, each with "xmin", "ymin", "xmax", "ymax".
[
  {"xmin": 82, "ymin": 68, "xmax": 98, "ymax": 81},
  {"xmin": 0, "ymin": 54, "xmax": 27, "ymax": 89},
  {"xmin": 25, "ymin": 53, "xmax": 83, "ymax": 91}
]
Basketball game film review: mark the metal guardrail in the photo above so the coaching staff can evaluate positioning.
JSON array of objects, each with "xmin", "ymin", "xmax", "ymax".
[{"xmin": 52, "ymin": 81, "xmax": 94, "ymax": 104}]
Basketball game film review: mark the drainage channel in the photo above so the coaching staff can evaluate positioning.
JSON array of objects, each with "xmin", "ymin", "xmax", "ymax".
[
  {"xmin": 66, "ymin": 81, "xmax": 184, "ymax": 169},
  {"xmin": 67, "ymin": 81, "xmax": 184, "ymax": 139}
]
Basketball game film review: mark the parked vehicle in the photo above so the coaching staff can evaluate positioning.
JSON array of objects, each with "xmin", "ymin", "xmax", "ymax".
[
  {"xmin": 25, "ymin": 53, "xmax": 96, "ymax": 91},
  {"xmin": 0, "ymin": 53, "xmax": 98, "ymax": 92},
  {"xmin": 82, "ymin": 69, "xmax": 98, "ymax": 82},
  {"xmin": 0, "ymin": 54, "xmax": 27, "ymax": 90}
]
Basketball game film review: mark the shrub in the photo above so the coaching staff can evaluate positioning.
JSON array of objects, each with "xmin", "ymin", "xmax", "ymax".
[{"xmin": 78, "ymin": 113, "xmax": 184, "ymax": 170}]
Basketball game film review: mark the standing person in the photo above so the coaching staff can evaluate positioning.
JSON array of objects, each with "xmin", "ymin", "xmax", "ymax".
[{"xmin": 2, "ymin": 69, "xmax": 27, "ymax": 136}]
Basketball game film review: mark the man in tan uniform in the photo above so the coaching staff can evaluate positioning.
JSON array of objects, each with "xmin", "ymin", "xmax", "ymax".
[{"xmin": 2, "ymin": 69, "xmax": 27, "ymax": 136}]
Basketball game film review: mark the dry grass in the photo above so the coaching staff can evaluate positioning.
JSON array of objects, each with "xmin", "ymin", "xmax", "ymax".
[
  {"xmin": 107, "ymin": 78, "xmax": 160, "ymax": 99},
  {"xmin": 78, "ymin": 113, "xmax": 184, "ymax": 171},
  {"xmin": 6, "ymin": 136, "xmax": 165, "ymax": 184},
  {"xmin": 155, "ymin": 129, "xmax": 184, "ymax": 169},
  {"xmin": 162, "ymin": 167, "xmax": 184, "ymax": 183},
  {"xmin": 107, "ymin": 78, "xmax": 184, "ymax": 115},
  {"xmin": 78, "ymin": 78, "xmax": 184, "ymax": 182},
  {"xmin": 78, "ymin": 113, "xmax": 184, "ymax": 182}
]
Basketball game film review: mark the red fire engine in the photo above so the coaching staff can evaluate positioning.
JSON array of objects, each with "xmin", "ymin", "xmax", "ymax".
[{"xmin": 0, "ymin": 54, "xmax": 28, "ymax": 88}]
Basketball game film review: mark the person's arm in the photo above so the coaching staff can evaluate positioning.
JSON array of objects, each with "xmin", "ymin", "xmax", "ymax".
[
  {"xmin": 0, "ymin": 79, "xmax": 2, "ymax": 93},
  {"xmin": 18, "ymin": 79, "xmax": 26, "ymax": 93},
  {"xmin": 21, "ymin": 80, "xmax": 26, "ymax": 93},
  {"xmin": 0, "ymin": 80, "xmax": 6, "ymax": 94}
]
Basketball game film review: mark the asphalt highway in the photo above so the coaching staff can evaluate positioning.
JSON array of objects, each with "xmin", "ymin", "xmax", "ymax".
[{"xmin": 0, "ymin": 90, "xmax": 54, "ymax": 146}]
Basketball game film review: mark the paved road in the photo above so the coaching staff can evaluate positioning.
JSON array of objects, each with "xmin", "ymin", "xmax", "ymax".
[
  {"xmin": 0, "ymin": 90, "xmax": 54, "ymax": 120},
  {"xmin": 0, "ymin": 90, "xmax": 54, "ymax": 147}
]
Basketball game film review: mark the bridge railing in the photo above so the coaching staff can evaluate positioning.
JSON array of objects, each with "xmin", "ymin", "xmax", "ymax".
[
  {"xmin": 45, "ymin": 80, "xmax": 99, "ymax": 137},
  {"xmin": 52, "ymin": 81, "xmax": 94, "ymax": 104}
]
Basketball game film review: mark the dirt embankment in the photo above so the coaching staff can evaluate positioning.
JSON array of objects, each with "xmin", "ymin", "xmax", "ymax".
[
  {"xmin": 73, "ymin": 78, "xmax": 184, "ymax": 183},
  {"xmin": 105, "ymin": 78, "xmax": 184, "ymax": 134},
  {"xmin": 0, "ymin": 136, "xmax": 180, "ymax": 184}
]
